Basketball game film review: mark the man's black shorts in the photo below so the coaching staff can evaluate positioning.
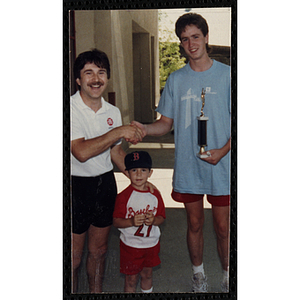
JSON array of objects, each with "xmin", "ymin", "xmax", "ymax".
[{"xmin": 71, "ymin": 170, "xmax": 117, "ymax": 234}]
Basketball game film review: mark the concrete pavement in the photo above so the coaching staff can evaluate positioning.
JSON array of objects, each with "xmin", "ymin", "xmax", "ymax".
[{"xmin": 77, "ymin": 208, "xmax": 224, "ymax": 293}]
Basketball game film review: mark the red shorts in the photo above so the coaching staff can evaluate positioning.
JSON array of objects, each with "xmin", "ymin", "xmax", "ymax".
[
  {"xmin": 172, "ymin": 190, "xmax": 230, "ymax": 206},
  {"xmin": 120, "ymin": 240, "xmax": 161, "ymax": 275}
]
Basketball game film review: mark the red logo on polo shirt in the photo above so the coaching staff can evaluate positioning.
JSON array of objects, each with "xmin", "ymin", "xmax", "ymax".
[{"xmin": 107, "ymin": 118, "xmax": 113, "ymax": 126}]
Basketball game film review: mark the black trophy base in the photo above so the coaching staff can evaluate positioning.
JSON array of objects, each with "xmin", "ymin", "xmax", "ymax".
[{"xmin": 197, "ymin": 116, "xmax": 209, "ymax": 159}]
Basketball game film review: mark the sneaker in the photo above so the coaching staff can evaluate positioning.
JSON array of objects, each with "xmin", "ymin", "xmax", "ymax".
[
  {"xmin": 192, "ymin": 272, "xmax": 208, "ymax": 292},
  {"xmin": 221, "ymin": 275, "xmax": 229, "ymax": 293}
]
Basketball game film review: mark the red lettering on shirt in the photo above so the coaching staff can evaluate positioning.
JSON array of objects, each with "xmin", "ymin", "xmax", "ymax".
[{"xmin": 127, "ymin": 205, "xmax": 157, "ymax": 218}]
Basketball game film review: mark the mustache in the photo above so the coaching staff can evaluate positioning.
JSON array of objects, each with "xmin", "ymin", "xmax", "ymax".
[{"xmin": 89, "ymin": 81, "xmax": 103, "ymax": 87}]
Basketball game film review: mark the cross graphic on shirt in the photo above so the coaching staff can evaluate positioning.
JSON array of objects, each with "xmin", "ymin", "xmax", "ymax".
[{"xmin": 181, "ymin": 88, "xmax": 201, "ymax": 129}]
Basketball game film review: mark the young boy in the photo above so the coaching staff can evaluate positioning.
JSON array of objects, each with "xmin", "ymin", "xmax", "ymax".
[{"xmin": 113, "ymin": 151, "xmax": 166, "ymax": 293}]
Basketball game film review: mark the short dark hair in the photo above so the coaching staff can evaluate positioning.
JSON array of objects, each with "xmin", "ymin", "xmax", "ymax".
[
  {"xmin": 175, "ymin": 13, "xmax": 211, "ymax": 53},
  {"xmin": 74, "ymin": 49, "xmax": 111, "ymax": 81}
]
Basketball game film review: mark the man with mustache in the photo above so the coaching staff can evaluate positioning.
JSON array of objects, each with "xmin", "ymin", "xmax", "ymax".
[{"xmin": 70, "ymin": 49, "xmax": 143, "ymax": 293}]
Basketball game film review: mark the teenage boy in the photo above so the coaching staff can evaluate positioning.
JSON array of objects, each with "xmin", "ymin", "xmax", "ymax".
[
  {"xmin": 132, "ymin": 13, "xmax": 231, "ymax": 292},
  {"xmin": 70, "ymin": 49, "xmax": 145, "ymax": 293},
  {"xmin": 113, "ymin": 151, "xmax": 166, "ymax": 293}
]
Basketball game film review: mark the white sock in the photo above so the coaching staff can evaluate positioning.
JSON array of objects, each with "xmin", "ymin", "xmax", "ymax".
[
  {"xmin": 141, "ymin": 286, "xmax": 153, "ymax": 293},
  {"xmin": 192, "ymin": 263, "xmax": 205, "ymax": 275},
  {"xmin": 223, "ymin": 267, "xmax": 229, "ymax": 278}
]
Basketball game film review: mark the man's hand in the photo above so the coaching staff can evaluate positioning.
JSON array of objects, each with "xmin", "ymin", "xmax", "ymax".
[
  {"xmin": 122, "ymin": 124, "xmax": 143, "ymax": 145},
  {"xmin": 130, "ymin": 121, "xmax": 147, "ymax": 138}
]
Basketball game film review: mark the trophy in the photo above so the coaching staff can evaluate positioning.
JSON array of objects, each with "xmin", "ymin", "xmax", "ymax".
[{"xmin": 197, "ymin": 88, "xmax": 210, "ymax": 159}]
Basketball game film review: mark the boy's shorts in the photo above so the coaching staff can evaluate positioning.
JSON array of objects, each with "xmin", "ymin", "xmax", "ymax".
[
  {"xmin": 172, "ymin": 190, "xmax": 230, "ymax": 206},
  {"xmin": 120, "ymin": 240, "xmax": 161, "ymax": 275},
  {"xmin": 71, "ymin": 170, "xmax": 117, "ymax": 234}
]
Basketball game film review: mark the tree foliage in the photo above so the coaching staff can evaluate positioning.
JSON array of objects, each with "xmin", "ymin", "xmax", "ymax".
[
  {"xmin": 159, "ymin": 11, "xmax": 186, "ymax": 92},
  {"xmin": 159, "ymin": 42, "xmax": 186, "ymax": 91}
]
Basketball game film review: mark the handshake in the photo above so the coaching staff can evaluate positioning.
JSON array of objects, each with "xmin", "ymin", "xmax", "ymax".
[{"xmin": 122, "ymin": 121, "xmax": 147, "ymax": 145}]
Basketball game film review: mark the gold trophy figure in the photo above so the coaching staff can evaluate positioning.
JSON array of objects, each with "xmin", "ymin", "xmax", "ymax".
[{"xmin": 197, "ymin": 88, "xmax": 210, "ymax": 158}]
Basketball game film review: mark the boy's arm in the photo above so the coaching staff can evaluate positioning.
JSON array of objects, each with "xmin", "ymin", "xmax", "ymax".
[
  {"xmin": 145, "ymin": 189, "xmax": 166, "ymax": 226},
  {"xmin": 113, "ymin": 214, "xmax": 146, "ymax": 228},
  {"xmin": 145, "ymin": 213, "xmax": 165, "ymax": 226},
  {"xmin": 113, "ymin": 217, "xmax": 133, "ymax": 228},
  {"xmin": 154, "ymin": 216, "xmax": 165, "ymax": 226}
]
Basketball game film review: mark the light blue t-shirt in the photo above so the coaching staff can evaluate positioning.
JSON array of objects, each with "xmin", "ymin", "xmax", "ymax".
[{"xmin": 156, "ymin": 60, "xmax": 231, "ymax": 195}]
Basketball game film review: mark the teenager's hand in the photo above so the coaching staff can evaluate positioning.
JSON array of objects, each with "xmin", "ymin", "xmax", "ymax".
[
  {"xmin": 130, "ymin": 121, "xmax": 147, "ymax": 138},
  {"xmin": 122, "ymin": 124, "xmax": 143, "ymax": 145},
  {"xmin": 200, "ymin": 149, "xmax": 223, "ymax": 165},
  {"xmin": 201, "ymin": 138, "xmax": 231, "ymax": 165}
]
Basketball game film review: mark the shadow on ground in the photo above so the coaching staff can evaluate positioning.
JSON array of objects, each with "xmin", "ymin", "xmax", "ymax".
[{"xmin": 76, "ymin": 208, "xmax": 224, "ymax": 294}]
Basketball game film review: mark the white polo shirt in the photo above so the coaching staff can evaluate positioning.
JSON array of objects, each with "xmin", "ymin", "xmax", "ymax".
[{"xmin": 71, "ymin": 91, "xmax": 122, "ymax": 177}]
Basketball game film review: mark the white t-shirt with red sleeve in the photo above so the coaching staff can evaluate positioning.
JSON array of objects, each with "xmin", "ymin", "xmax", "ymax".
[{"xmin": 113, "ymin": 185, "xmax": 166, "ymax": 249}]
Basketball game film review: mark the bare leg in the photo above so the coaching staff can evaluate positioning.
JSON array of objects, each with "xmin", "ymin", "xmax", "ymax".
[
  {"xmin": 140, "ymin": 267, "xmax": 153, "ymax": 291},
  {"xmin": 184, "ymin": 199, "xmax": 205, "ymax": 266},
  {"xmin": 72, "ymin": 232, "xmax": 87, "ymax": 293},
  {"xmin": 212, "ymin": 205, "xmax": 230, "ymax": 271},
  {"xmin": 124, "ymin": 274, "xmax": 139, "ymax": 292},
  {"xmin": 86, "ymin": 225, "xmax": 111, "ymax": 293}
]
